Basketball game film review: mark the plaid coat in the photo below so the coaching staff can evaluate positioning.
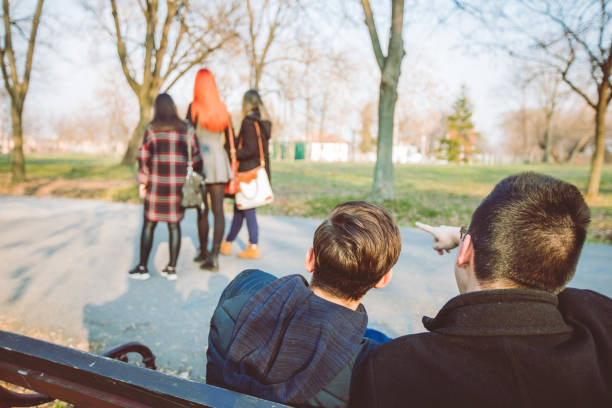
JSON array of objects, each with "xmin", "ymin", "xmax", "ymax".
[{"xmin": 137, "ymin": 125, "xmax": 203, "ymax": 223}]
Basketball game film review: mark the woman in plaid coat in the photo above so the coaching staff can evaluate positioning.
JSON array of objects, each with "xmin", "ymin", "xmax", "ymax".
[{"xmin": 129, "ymin": 93, "xmax": 203, "ymax": 281}]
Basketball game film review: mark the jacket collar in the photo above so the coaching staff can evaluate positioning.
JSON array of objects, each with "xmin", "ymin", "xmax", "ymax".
[
  {"xmin": 245, "ymin": 111, "xmax": 261, "ymax": 121},
  {"xmin": 423, "ymin": 289, "xmax": 573, "ymax": 336}
]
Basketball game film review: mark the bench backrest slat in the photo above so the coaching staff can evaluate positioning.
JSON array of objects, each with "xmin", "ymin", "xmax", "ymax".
[{"xmin": 0, "ymin": 330, "xmax": 288, "ymax": 408}]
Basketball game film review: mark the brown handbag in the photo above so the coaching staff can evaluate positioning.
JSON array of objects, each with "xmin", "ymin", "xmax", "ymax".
[
  {"xmin": 235, "ymin": 120, "xmax": 273, "ymax": 209},
  {"xmin": 236, "ymin": 121, "xmax": 266, "ymax": 183},
  {"xmin": 224, "ymin": 125, "xmax": 239, "ymax": 195}
]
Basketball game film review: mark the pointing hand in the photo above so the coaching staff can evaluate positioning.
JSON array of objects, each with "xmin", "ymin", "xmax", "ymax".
[{"xmin": 415, "ymin": 222, "xmax": 462, "ymax": 255}]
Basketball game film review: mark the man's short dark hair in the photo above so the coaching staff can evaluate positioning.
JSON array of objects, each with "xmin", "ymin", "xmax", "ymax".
[
  {"xmin": 310, "ymin": 201, "xmax": 401, "ymax": 300},
  {"xmin": 468, "ymin": 172, "xmax": 590, "ymax": 294}
]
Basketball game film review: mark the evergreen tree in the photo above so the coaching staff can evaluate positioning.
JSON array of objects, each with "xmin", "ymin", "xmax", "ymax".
[{"xmin": 439, "ymin": 85, "xmax": 478, "ymax": 163}]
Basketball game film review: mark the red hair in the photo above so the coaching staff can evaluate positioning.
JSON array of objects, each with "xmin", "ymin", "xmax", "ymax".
[{"xmin": 191, "ymin": 69, "xmax": 230, "ymax": 132}]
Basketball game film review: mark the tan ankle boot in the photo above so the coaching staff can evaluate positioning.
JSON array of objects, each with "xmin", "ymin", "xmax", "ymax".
[
  {"xmin": 237, "ymin": 243, "xmax": 260, "ymax": 259},
  {"xmin": 220, "ymin": 241, "xmax": 232, "ymax": 256}
]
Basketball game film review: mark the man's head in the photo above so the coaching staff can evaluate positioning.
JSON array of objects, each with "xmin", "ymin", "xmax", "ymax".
[
  {"xmin": 457, "ymin": 172, "xmax": 590, "ymax": 294},
  {"xmin": 306, "ymin": 201, "xmax": 401, "ymax": 301}
]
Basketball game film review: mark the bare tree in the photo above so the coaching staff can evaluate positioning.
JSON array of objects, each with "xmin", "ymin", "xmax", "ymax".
[
  {"xmin": 395, "ymin": 53, "xmax": 449, "ymax": 155},
  {"xmin": 515, "ymin": 67, "xmax": 567, "ymax": 163},
  {"xmin": 551, "ymin": 105, "xmax": 596, "ymax": 163},
  {"xmin": 90, "ymin": 0, "xmax": 240, "ymax": 165},
  {"xmin": 361, "ymin": 0, "xmax": 405, "ymax": 200},
  {"xmin": 0, "ymin": 0, "xmax": 45, "ymax": 182},
  {"xmin": 242, "ymin": 0, "xmax": 302, "ymax": 90},
  {"xmin": 502, "ymin": 103, "xmax": 596, "ymax": 164},
  {"xmin": 501, "ymin": 107, "xmax": 545, "ymax": 161},
  {"xmin": 454, "ymin": 0, "xmax": 612, "ymax": 198},
  {"xmin": 359, "ymin": 101, "xmax": 376, "ymax": 153},
  {"xmin": 534, "ymin": 72, "xmax": 564, "ymax": 163},
  {"xmin": 273, "ymin": 38, "xmax": 356, "ymax": 158}
]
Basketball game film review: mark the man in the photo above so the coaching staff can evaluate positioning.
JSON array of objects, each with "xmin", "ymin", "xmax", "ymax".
[
  {"xmin": 206, "ymin": 201, "xmax": 401, "ymax": 407},
  {"xmin": 350, "ymin": 172, "xmax": 612, "ymax": 407}
]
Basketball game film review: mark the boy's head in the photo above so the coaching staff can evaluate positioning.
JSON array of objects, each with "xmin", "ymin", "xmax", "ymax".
[
  {"xmin": 465, "ymin": 172, "xmax": 590, "ymax": 294},
  {"xmin": 308, "ymin": 201, "xmax": 401, "ymax": 301}
]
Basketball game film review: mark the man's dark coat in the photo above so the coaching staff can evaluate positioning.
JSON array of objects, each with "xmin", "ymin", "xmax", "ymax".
[{"xmin": 349, "ymin": 288, "xmax": 612, "ymax": 408}]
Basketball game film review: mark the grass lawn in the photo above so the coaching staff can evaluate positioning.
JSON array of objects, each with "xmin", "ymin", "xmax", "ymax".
[{"xmin": 1, "ymin": 153, "xmax": 610, "ymax": 243}]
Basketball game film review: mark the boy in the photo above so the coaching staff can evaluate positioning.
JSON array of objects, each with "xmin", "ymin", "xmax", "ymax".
[{"xmin": 206, "ymin": 201, "xmax": 401, "ymax": 407}]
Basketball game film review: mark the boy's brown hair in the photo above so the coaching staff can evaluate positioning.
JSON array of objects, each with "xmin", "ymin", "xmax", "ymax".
[{"xmin": 310, "ymin": 201, "xmax": 401, "ymax": 300}]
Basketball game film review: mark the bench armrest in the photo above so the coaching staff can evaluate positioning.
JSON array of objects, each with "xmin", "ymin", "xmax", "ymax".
[
  {"xmin": 102, "ymin": 342, "xmax": 157, "ymax": 370},
  {"xmin": 0, "ymin": 386, "xmax": 54, "ymax": 407},
  {"xmin": 0, "ymin": 341, "xmax": 157, "ymax": 407}
]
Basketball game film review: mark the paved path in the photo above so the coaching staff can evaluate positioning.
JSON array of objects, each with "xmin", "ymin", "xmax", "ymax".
[{"xmin": 1, "ymin": 195, "xmax": 610, "ymax": 380}]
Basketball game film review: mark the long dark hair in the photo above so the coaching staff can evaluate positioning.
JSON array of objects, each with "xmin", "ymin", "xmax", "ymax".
[
  {"xmin": 242, "ymin": 89, "xmax": 270, "ymax": 120},
  {"xmin": 150, "ymin": 93, "xmax": 187, "ymax": 132}
]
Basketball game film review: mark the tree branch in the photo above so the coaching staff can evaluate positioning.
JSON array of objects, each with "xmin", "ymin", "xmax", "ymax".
[
  {"xmin": 246, "ymin": 0, "xmax": 258, "ymax": 83},
  {"xmin": 153, "ymin": 0, "xmax": 179, "ymax": 83},
  {"xmin": 606, "ymin": 45, "xmax": 612, "ymax": 104},
  {"xmin": 257, "ymin": 0, "xmax": 284, "ymax": 79},
  {"xmin": 22, "ymin": 0, "xmax": 44, "ymax": 96},
  {"xmin": 387, "ymin": 0, "xmax": 405, "ymax": 62},
  {"xmin": 2, "ymin": 0, "xmax": 19, "ymax": 93},
  {"xmin": 163, "ymin": 27, "xmax": 236, "ymax": 91},
  {"xmin": 0, "ymin": 49, "xmax": 15, "ymax": 102},
  {"xmin": 110, "ymin": 0, "xmax": 139, "ymax": 93},
  {"xmin": 142, "ymin": 0, "xmax": 158, "ymax": 90},
  {"xmin": 137, "ymin": 0, "xmax": 146, "ymax": 15},
  {"xmin": 559, "ymin": 52, "xmax": 596, "ymax": 108},
  {"xmin": 360, "ymin": 0, "xmax": 384, "ymax": 71},
  {"xmin": 599, "ymin": 0, "xmax": 608, "ymax": 59},
  {"xmin": 162, "ymin": 58, "xmax": 201, "ymax": 92},
  {"xmin": 529, "ymin": 0, "xmax": 602, "ymax": 65},
  {"xmin": 164, "ymin": 2, "xmax": 187, "ymax": 79}
]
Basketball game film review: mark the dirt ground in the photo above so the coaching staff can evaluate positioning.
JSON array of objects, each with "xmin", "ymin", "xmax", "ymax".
[{"xmin": 0, "ymin": 174, "xmax": 136, "ymax": 202}]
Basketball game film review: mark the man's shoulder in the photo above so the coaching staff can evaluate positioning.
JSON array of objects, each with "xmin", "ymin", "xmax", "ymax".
[
  {"xmin": 558, "ymin": 287, "xmax": 612, "ymax": 312},
  {"xmin": 559, "ymin": 287, "xmax": 612, "ymax": 302},
  {"xmin": 558, "ymin": 288, "xmax": 612, "ymax": 327},
  {"xmin": 363, "ymin": 331, "xmax": 436, "ymax": 368}
]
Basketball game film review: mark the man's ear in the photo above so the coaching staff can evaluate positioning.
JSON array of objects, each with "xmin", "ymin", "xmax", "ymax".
[
  {"xmin": 304, "ymin": 248, "xmax": 315, "ymax": 274},
  {"xmin": 374, "ymin": 269, "xmax": 393, "ymax": 289},
  {"xmin": 456, "ymin": 234, "xmax": 474, "ymax": 267}
]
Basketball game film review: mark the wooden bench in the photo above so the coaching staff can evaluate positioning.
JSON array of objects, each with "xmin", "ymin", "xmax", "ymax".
[{"xmin": 0, "ymin": 330, "xmax": 287, "ymax": 407}]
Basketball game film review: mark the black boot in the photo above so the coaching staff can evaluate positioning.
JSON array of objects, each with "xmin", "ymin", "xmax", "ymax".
[
  {"xmin": 193, "ymin": 246, "xmax": 208, "ymax": 262},
  {"xmin": 200, "ymin": 244, "xmax": 220, "ymax": 271}
]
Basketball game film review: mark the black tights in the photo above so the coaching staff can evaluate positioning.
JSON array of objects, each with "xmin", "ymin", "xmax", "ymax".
[
  {"xmin": 139, "ymin": 219, "xmax": 181, "ymax": 268},
  {"xmin": 197, "ymin": 183, "xmax": 225, "ymax": 252}
]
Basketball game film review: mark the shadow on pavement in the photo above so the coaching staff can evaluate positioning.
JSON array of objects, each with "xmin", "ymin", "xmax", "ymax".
[{"xmin": 83, "ymin": 272, "xmax": 229, "ymax": 381}]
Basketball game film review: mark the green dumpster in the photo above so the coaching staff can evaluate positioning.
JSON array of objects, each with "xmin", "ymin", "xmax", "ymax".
[{"xmin": 294, "ymin": 142, "xmax": 305, "ymax": 160}]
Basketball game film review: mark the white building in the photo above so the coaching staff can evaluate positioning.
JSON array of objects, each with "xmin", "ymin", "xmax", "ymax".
[
  {"xmin": 392, "ymin": 142, "xmax": 423, "ymax": 164},
  {"xmin": 306, "ymin": 133, "xmax": 349, "ymax": 162}
]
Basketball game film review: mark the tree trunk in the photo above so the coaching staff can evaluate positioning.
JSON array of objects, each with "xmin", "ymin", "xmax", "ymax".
[
  {"xmin": 542, "ymin": 111, "xmax": 553, "ymax": 163},
  {"xmin": 253, "ymin": 64, "xmax": 262, "ymax": 91},
  {"xmin": 372, "ymin": 74, "xmax": 399, "ymax": 200},
  {"xmin": 120, "ymin": 95, "xmax": 154, "ymax": 166},
  {"xmin": 10, "ymin": 103, "xmax": 25, "ymax": 182},
  {"xmin": 305, "ymin": 94, "xmax": 311, "ymax": 161},
  {"xmin": 586, "ymin": 94, "xmax": 608, "ymax": 198},
  {"xmin": 364, "ymin": 0, "xmax": 404, "ymax": 201},
  {"xmin": 564, "ymin": 132, "xmax": 591, "ymax": 163}
]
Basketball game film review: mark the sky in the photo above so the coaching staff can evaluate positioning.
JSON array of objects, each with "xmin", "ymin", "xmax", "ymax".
[{"xmin": 19, "ymin": 0, "xmax": 516, "ymax": 148}]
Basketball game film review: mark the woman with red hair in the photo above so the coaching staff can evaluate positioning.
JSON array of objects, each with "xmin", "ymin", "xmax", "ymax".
[{"xmin": 187, "ymin": 69, "xmax": 234, "ymax": 271}]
